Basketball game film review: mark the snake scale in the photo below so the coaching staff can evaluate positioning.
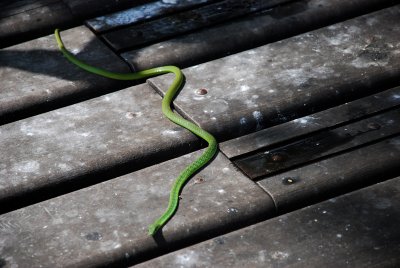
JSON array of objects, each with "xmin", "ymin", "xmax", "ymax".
[{"xmin": 54, "ymin": 29, "xmax": 218, "ymax": 236}]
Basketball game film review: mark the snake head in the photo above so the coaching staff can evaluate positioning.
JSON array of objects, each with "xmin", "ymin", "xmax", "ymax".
[{"xmin": 148, "ymin": 223, "xmax": 162, "ymax": 236}]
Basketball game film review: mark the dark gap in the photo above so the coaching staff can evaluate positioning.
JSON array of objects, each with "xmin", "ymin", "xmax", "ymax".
[
  {"xmin": 215, "ymin": 75, "xmax": 400, "ymax": 144},
  {"xmin": 112, "ymin": 0, "xmax": 289, "ymax": 53},
  {"xmin": 250, "ymin": 132, "xmax": 400, "ymax": 181},
  {"xmin": 65, "ymin": 0, "xmax": 163, "ymax": 21},
  {"xmin": 230, "ymin": 102, "xmax": 400, "ymax": 162},
  {"xmin": 89, "ymin": 0, "xmax": 224, "ymax": 35},
  {"xmin": 112, "ymin": 0, "xmax": 398, "ymax": 54},
  {"xmin": 274, "ymin": 168, "xmax": 400, "ymax": 215},
  {"xmin": 0, "ymin": 140, "xmax": 204, "ymax": 215},
  {"xmin": 0, "ymin": 2, "xmax": 81, "ymax": 49},
  {"xmin": 0, "ymin": 0, "xmax": 60, "ymax": 19},
  {"xmin": 102, "ymin": 163, "xmax": 400, "ymax": 267},
  {"xmin": 103, "ymin": 207, "xmax": 273, "ymax": 267},
  {"xmin": 0, "ymin": 80, "xmax": 136, "ymax": 126}
]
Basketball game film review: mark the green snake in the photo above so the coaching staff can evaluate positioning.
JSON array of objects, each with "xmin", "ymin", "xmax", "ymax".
[{"xmin": 54, "ymin": 29, "xmax": 218, "ymax": 236}]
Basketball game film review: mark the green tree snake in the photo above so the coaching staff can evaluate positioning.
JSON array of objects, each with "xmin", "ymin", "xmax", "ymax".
[{"xmin": 54, "ymin": 29, "xmax": 218, "ymax": 236}]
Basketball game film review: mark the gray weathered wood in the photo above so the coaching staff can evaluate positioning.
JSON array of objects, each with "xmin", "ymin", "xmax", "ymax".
[
  {"xmin": 0, "ymin": 151, "xmax": 275, "ymax": 267},
  {"xmin": 86, "ymin": 0, "xmax": 217, "ymax": 33},
  {"xmin": 257, "ymin": 136, "xmax": 400, "ymax": 212},
  {"xmin": 122, "ymin": 0, "xmax": 398, "ymax": 71},
  {"xmin": 0, "ymin": 83, "xmax": 199, "ymax": 211},
  {"xmin": 0, "ymin": 0, "xmax": 59, "ymax": 17},
  {"xmin": 148, "ymin": 6, "xmax": 400, "ymax": 141},
  {"xmin": 1, "ymin": 0, "xmax": 174, "ymax": 47},
  {"xmin": 64, "ymin": 0, "xmax": 153, "ymax": 19},
  {"xmin": 0, "ymin": 0, "xmax": 75, "ymax": 48},
  {"xmin": 235, "ymin": 108, "xmax": 400, "ymax": 179},
  {"xmin": 220, "ymin": 86, "xmax": 400, "ymax": 159},
  {"xmin": 103, "ymin": 0, "xmax": 291, "ymax": 51},
  {"xmin": 138, "ymin": 177, "xmax": 400, "ymax": 268},
  {"xmin": 0, "ymin": 26, "xmax": 131, "ymax": 124}
]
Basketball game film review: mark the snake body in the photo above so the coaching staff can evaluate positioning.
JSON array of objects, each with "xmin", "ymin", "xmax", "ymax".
[{"xmin": 54, "ymin": 29, "xmax": 218, "ymax": 236}]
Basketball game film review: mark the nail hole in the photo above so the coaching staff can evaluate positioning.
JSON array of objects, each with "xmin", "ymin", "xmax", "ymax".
[
  {"xmin": 282, "ymin": 177, "xmax": 297, "ymax": 185},
  {"xmin": 195, "ymin": 88, "xmax": 208, "ymax": 95},
  {"xmin": 367, "ymin": 122, "xmax": 381, "ymax": 130},
  {"xmin": 194, "ymin": 177, "xmax": 205, "ymax": 184},
  {"xmin": 270, "ymin": 153, "xmax": 285, "ymax": 162},
  {"xmin": 125, "ymin": 112, "xmax": 142, "ymax": 119}
]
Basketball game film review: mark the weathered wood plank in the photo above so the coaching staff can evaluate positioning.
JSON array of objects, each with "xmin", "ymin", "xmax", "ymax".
[
  {"xmin": 103, "ymin": 0, "xmax": 291, "ymax": 51},
  {"xmin": 0, "ymin": 0, "xmax": 59, "ymax": 17},
  {"xmin": 0, "ymin": 0, "xmax": 166, "ymax": 48},
  {"xmin": 0, "ymin": 0, "xmax": 75, "ymax": 48},
  {"xmin": 235, "ymin": 108, "xmax": 400, "ymax": 179},
  {"xmin": 86, "ymin": 0, "xmax": 218, "ymax": 33},
  {"xmin": 0, "ymin": 26, "xmax": 131, "ymax": 124},
  {"xmin": 0, "ymin": 151, "xmax": 275, "ymax": 267},
  {"xmin": 122, "ymin": 0, "xmax": 397, "ymax": 71},
  {"xmin": 149, "ymin": 6, "xmax": 400, "ymax": 141},
  {"xmin": 0, "ymin": 83, "xmax": 200, "ymax": 212},
  {"xmin": 257, "ymin": 136, "xmax": 400, "ymax": 212},
  {"xmin": 63, "ymin": 0, "xmax": 153, "ymax": 19},
  {"xmin": 138, "ymin": 177, "xmax": 400, "ymax": 268},
  {"xmin": 220, "ymin": 86, "xmax": 400, "ymax": 159}
]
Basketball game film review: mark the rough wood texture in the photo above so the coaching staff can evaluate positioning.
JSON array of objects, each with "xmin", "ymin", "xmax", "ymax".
[
  {"xmin": 148, "ymin": 6, "xmax": 400, "ymax": 141},
  {"xmin": 0, "ymin": 26, "xmax": 131, "ymax": 124},
  {"xmin": 0, "ymin": 0, "xmax": 166, "ymax": 47},
  {"xmin": 138, "ymin": 177, "xmax": 400, "ymax": 268},
  {"xmin": 86, "ymin": 0, "xmax": 217, "ymax": 33},
  {"xmin": 1, "ymin": 2, "xmax": 400, "ymax": 267},
  {"xmin": 0, "ymin": 152, "xmax": 275, "ymax": 267},
  {"xmin": 122, "ymin": 0, "xmax": 397, "ymax": 71},
  {"xmin": 0, "ymin": 0, "xmax": 75, "ymax": 48},
  {"xmin": 0, "ymin": 84, "xmax": 199, "ymax": 212},
  {"xmin": 0, "ymin": 0, "xmax": 59, "ymax": 17},
  {"xmin": 220, "ymin": 86, "xmax": 400, "ymax": 159},
  {"xmin": 257, "ymin": 136, "xmax": 400, "ymax": 212},
  {"xmin": 103, "ymin": 0, "xmax": 291, "ymax": 51},
  {"xmin": 235, "ymin": 108, "xmax": 400, "ymax": 179},
  {"xmin": 64, "ymin": 0, "xmax": 153, "ymax": 18}
]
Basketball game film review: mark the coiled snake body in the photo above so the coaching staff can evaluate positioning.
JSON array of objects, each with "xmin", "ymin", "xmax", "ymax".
[{"xmin": 54, "ymin": 29, "xmax": 218, "ymax": 236}]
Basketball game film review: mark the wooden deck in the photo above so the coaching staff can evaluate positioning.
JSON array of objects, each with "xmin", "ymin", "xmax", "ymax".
[{"xmin": 0, "ymin": 0, "xmax": 399, "ymax": 267}]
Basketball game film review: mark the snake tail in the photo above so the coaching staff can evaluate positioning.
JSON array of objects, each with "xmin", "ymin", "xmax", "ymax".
[{"xmin": 54, "ymin": 29, "xmax": 218, "ymax": 236}]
